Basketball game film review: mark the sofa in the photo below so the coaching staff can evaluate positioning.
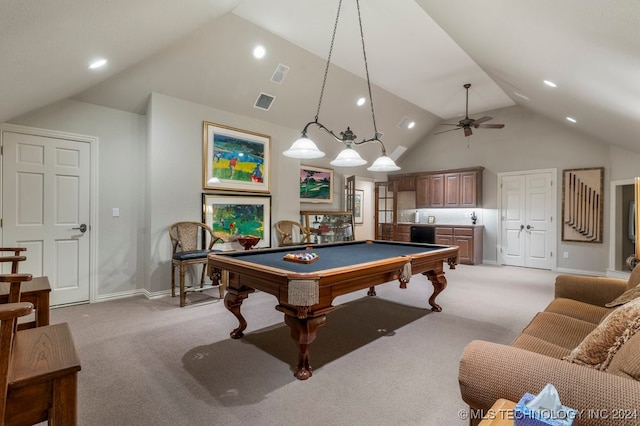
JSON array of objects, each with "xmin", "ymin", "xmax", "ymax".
[{"xmin": 458, "ymin": 266, "xmax": 640, "ymax": 425}]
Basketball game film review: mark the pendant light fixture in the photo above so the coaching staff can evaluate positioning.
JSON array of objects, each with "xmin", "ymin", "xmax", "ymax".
[{"xmin": 282, "ymin": 0, "xmax": 400, "ymax": 172}]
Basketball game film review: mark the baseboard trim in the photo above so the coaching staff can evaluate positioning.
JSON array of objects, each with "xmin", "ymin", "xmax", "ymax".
[{"xmin": 554, "ymin": 267, "xmax": 605, "ymax": 276}]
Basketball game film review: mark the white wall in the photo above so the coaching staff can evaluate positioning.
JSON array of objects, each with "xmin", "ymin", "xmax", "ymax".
[
  {"xmin": 145, "ymin": 93, "xmax": 326, "ymax": 293},
  {"xmin": 9, "ymin": 97, "xmax": 640, "ymax": 300},
  {"xmin": 396, "ymin": 104, "xmax": 640, "ymax": 273},
  {"xmin": 10, "ymin": 99, "xmax": 147, "ymax": 298}
]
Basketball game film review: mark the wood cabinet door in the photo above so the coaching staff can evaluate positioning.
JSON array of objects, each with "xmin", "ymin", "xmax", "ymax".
[
  {"xmin": 454, "ymin": 236, "xmax": 473, "ymax": 263},
  {"xmin": 460, "ymin": 171, "xmax": 478, "ymax": 207},
  {"xmin": 416, "ymin": 176, "xmax": 429, "ymax": 208},
  {"xmin": 435, "ymin": 235, "xmax": 453, "ymax": 245},
  {"xmin": 395, "ymin": 224, "xmax": 411, "ymax": 242},
  {"xmin": 429, "ymin": 174, "xmax": 445, "ymax": 207},
  {"xmin": 397, "ymin": 176, "xmax": 415, "ymax": 191},
  {"xmin": 444, "ymin": 173, "xmax": 461, "ymax": 207}
]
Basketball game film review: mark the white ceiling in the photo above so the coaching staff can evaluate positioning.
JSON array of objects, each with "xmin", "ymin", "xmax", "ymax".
[{"xmin": 2, "ymin": 0, "xmax": 639, "ymax": 162}]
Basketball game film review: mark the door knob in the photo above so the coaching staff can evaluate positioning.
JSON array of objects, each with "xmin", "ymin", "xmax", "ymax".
[
  {"xmin": 526, "ymin": 225, "xmax": 534, "ymax": 230},
  {"xmin": 72, "ymin": 224, "xmax": 87, "ymax": 233}
]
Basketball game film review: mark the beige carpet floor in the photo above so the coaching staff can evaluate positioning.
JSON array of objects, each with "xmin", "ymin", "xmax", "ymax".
[{"xmin": 50, "ymin": 264, "xmax": 559, "ymax": 425}]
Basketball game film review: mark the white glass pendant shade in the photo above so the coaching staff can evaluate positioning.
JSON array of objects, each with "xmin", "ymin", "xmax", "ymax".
[
  {"xmin": 330, "ymin": 147, "xmax": 367, "ymax": 167},
  {"xmin": 367, "ymin": 155, "xmax": 400, "ymax": 172},
  {"xmin": 283, "ymin": 136, "xmax": 326, "ymax": 159}
]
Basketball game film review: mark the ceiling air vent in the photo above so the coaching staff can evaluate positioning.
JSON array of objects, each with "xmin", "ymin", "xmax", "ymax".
[
  {"xmin": 271, "ymin": 64, "xmax": 290, "ymax": 84},
  {"xmin": 254, "ymin": 92, "xmax": 275, "ymax": 111}
]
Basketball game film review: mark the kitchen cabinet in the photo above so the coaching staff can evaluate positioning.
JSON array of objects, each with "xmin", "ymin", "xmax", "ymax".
[
  {"xmin": 390, "ymin": 175, "xmax": 416, "ymax": 191},
  {"xmin": 300, "ymin": 210, "xmax": 355, "ymax": 244},
  {"xmin": 435, "ymin": 226, "xmax": 483, "ymax": 265},
  {"xmin": 396, "ymin": 224, "xmax": 412, "ymax": 242},
  {"xmin": 405, "ymin": 167, "xmax": 483, "ymax": 209}
]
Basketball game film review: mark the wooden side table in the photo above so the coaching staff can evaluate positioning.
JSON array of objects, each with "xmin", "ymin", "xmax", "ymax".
[{"xmin": 479, "ymin": 399, "xmax": 517, "ymax": 425}]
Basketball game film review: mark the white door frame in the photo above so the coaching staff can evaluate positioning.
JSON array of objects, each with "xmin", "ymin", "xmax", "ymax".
[
  {"xmin": 497, "ymin": 168, "xmax": 558, "ymax": 270},
  {"xmin": 0, "ymin": 123, "xmax": 98, "ymax": 304}
]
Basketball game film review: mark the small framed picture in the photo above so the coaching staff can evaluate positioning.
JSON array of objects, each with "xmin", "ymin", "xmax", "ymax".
[{"xmin": 427, "ymin": 216, "xmax": 436, "ymax": 224}]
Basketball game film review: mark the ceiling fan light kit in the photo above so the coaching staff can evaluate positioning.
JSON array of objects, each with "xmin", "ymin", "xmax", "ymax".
[
  {"xmin": 282, "ymin": 0, "xmax": 400, "ymax": 172},
  {"xmin": 434, "ymin": 83, "xmax": 505, "ymax": 138}
]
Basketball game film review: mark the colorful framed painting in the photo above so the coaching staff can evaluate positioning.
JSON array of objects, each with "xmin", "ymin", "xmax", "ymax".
[
  {"xmin": 203, "ymin": 121, "xmax": 270, "ymax": 193},
  {"xmin": 354, "ymin": 189, "xmax": 364, "ymax": 224},
  {"xmin": 300, "ymin": 165, "xmax": 334, "ymax": 203},
  {"xmin": 202, "ymin": 194, "xmax": 271, "ymax": 249},
  {"xmin": 561, "ymin": 167, "xmax": 604, "ymax": 243}
]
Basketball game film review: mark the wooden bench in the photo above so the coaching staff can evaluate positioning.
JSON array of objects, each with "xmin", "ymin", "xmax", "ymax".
[{"xmin": 0, "ymin": 276, "xmax": 50, "ymax": 330}]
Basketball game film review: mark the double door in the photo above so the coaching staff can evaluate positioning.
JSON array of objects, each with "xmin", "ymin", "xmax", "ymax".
[{"xmin": 500, "ymin": 170, "xmax": 555, "ymax": 269}]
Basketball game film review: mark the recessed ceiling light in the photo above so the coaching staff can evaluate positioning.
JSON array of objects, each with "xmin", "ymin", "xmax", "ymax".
[
  {"xmin": 407, "ymin": 121, "xmax": 415, "ymax": 129},
  {"xmin": 566, "ymin": 117, "xmax": 577, "ymax": 123},
  {"xmin": 356, "ymin": 97, "xmax": 366, "ymax": 106},
  {"xmin": 543, "ymin": 80, "xmax": 557, "ymax": 88},
  {"xmin": 88, "ymin": 59, "xmax": 107, "ymax": 69},
  {"xmin": 253, "ymin": 45, "xmax": 266, "ymax": 59}
]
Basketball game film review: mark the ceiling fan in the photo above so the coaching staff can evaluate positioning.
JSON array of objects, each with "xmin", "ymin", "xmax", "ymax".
[{"xmin": 434, "ymin": 83, "xmax": 505, "ymax": 137}]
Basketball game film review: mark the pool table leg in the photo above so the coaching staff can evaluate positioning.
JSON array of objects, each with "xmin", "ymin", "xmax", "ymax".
[
  {"xmin": 424, "ymin": 269, "xmax": 447, "ymax": 312},
  {"xmin": 224, "ymin": 288, "xmax": 253, "ymax": 339},
  {"xmin": 284, "ymin": 314, "xmax": 327, "ymax": 380}
]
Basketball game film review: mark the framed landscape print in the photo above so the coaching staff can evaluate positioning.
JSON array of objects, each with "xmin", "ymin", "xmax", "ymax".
[
  {"xmin": 202, "ymin": 194, "xmax": 271, "ymax": 249},
  {"xmin": 300, "ymin": 165, "xmax": 334, "ymax": 203},
  {"xmin": 561, "ymin": 167, "xmax": 604, "ymax": 243},
  {"xmin": 354, "ymin": 189, "xmax": 364, "ymax": 224},
  {"xmin": 203, "ymin": 121, "xmax": 270, "ymax": 193}
]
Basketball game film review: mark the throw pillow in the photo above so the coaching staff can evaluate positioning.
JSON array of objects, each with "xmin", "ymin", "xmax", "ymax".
[
  {"xmin": 605, "ymin": 285, "xmax": 640, "ymax": 307},
  {"xmin": 600, "ymin": 316, "xmax": 640, "ymax": 371},
  {"xmin": 562, "ymin": 297, "xmax": 640, "ymax": 369}
]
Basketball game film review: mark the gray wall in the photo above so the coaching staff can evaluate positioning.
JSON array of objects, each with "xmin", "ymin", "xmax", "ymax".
[
  {"xmin": 9, "ymin": 96, "xmax": 640, "ymax": 300},
  {"xmin": 395, "ymin": 104, "xmax": 640, "ymax": 273}
]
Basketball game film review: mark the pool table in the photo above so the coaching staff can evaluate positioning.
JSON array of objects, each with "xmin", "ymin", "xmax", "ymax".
[{"xmin": 207, "ymin": 240, "xmax": 458, "ymax": 380}]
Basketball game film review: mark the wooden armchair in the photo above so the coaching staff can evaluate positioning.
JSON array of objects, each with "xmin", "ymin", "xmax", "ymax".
[
  {"xmin": 275, "ymin": 220, "xmax": 311, "ymax": 246},
  {"xmin": 169, "ymin": 222, "xmax": 224, "ymax": 307},
  {"xmin": 0, "ymin": 273, "xmax": 81, "ymax": 425},
  {"xmin": 0, "ymin": 248, "xmax": 51, "ymax": 330}
]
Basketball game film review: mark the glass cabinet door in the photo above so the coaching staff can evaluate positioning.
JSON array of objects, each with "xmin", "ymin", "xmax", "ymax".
[{"xmin": 375, "ymin": 182, "xmax": 395, "ymax": 240}]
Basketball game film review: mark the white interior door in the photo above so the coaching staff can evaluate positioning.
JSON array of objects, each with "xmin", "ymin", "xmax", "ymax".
[
  {"xmin": 2, "ymin": 130, "xmax": 91, "ymax": 305},
  {"xmin": 500, "ymin": 170, "xmax": 555, "ymax": 269}
]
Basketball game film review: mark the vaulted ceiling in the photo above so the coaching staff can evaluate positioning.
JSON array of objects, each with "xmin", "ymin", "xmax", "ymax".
[{"xmin": 2, "ymin": 0, "xmax": 639, "ymax": 166}]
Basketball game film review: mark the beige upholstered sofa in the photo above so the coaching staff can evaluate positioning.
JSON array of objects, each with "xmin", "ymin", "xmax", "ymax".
[{"xmin": 458, "ymin": 267, "xmax": 640, "ymax": 425}]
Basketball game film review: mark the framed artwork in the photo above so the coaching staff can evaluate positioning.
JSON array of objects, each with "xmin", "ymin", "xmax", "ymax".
[
  {"xmin": 562, "ymin": 167, "xmax": 604, "ymax": 243},
  {"xmin": 354, "ymin": 189, "xmax": 364, "ymax": 224},
  {"xmin": 300, "ymin": 165, "xmax": 334, "ymax": 203},
  {"xmin": 202, "ymin": 121, "xmax": 270, "ymax": 193},
  {"xmin": 202, "ymin": 194, "xmax": 271, "ymax": 249}
]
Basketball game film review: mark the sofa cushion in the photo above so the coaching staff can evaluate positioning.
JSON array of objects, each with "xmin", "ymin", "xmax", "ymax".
[
  {"xmin": 562, "ymin": 297, "xmax": 640, "ymax": 369},
  {"xmin": 511, "ymin": 333, "xmax": 572, "ymax": 359},
  {"xmin": 605, "ymin": 284, "xmax": 640, "ymax": 308},
  {"xmin": 521, "ymin": 311, "xmax": 597, "ymax": 350},
  {"xmin": 605, "ymin": 323, "xmax": 640, "ymax": 380},
  {"xmin": 545, "ymin": 297, "xmax": 612, "ymax": 324}
]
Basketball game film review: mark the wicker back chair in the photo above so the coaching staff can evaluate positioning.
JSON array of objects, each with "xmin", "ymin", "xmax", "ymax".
[
  {"xmin": 169, "ymin": 222, "xmax": 223, "ymax": 307},
  {"xmin": 275, "ymin": 221, "xmax": 311, "ymax": 246}
]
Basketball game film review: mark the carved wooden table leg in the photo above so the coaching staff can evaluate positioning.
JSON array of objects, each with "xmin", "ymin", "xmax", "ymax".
[
  {"xmin": 367, "ymin": 286, "xmax": 376, "ymax": 296},
  {"xmin": 224, "ymin": 289, "xmax": 253, "ymax": 339},
  {"xmin": 425, "ymin": 269, "xmax": 448, "ymax": 312},
  {"xmin": 284, "ymin": 314, "xmax": 327, "ymax": 380}
]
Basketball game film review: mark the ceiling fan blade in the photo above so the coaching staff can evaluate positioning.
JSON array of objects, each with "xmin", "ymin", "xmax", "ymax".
[
  {"xmin": 434, "ymin": 128, "xmax": 462, "ymax": 136},
  {"xmin": 471, "ymin": 116, "xmax": 492, "ymax": 126},
  {"xmin": 464, "ymin": 127, "xmax": 473, "ymax": 137},
  {"xmin": 477, "ymin": 124, "xmax": 505, "ymax": 129}
]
